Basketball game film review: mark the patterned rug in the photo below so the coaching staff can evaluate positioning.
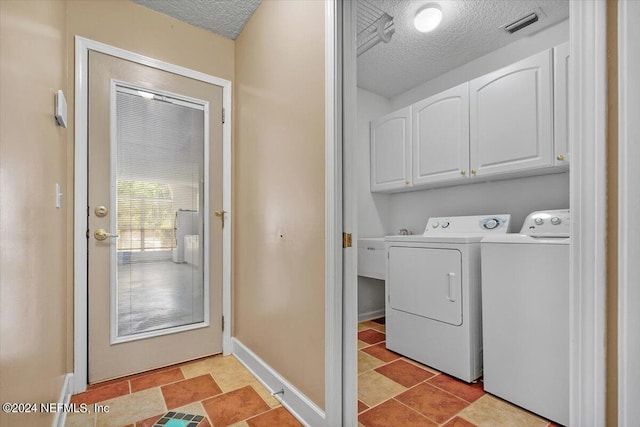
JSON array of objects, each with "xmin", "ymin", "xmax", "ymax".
[{"xmin": 152, "ymin": 412, "xmax": 206, "ymax": 427}]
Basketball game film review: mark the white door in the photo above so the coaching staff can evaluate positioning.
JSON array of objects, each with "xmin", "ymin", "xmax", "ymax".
[
  {"xmin": 469, "ymin": 49, "xmax": 553, "ymax": 177},
  {"xmin": 412, "ymin": 83, "xmax": 470, "ymax": 186},
  {"xmin": 370, "ymin": 106, "xmax": 411, "ymax": 192},
  {"xmin": 554, "ymin": 41, "xmax": 570, "ymax": 166},
  {"xmin": 87, "ymin": 51, "xmax": 224, "ymax": 383},
  {"xmin": 388, "ymin": 246, "xmax": 462, "ymax": 326}
]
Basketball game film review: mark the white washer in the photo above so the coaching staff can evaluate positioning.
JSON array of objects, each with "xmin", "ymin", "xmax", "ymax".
[
  {"xmin": 481, "ymin": 209, "xmax": 570, "ymax": 426},
  {"xmin": 385, "ymin": 214, "xmax": 511, "ymax": 382}
]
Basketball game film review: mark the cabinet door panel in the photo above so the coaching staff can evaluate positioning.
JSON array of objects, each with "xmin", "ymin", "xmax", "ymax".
[
  {"xmin": 413, "ymin": 83, "xmax": 470, "ymax": 186},
  {"xmin": 370, "ymin": 107, "xmax": 411, "ymax": 192},
  {"xmin": 554, "ymin": 42, "xmax": 570, "ymax": 166},
  {"xmin": 470, "ymin": 49, "xmax": 553, "ymax": 177}
]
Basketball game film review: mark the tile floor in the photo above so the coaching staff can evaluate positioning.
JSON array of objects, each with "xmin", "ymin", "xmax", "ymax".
[
  {"xmin": 67, "ymin": 318, "xmax": 561, "ymax": 427},
  {"xmin": 357, "ymin": 318, "xmax": 561, "ymax": 427},
  {"xmin": 66, "ymin": 355, "xmax": 302, "ymax": 427}
]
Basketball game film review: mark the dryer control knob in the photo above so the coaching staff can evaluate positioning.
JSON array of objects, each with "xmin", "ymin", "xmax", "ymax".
[
  {"xmin": 432, "ymin": 222, "xmax": 440, "ymax": 228},
  {"xmin": 442, "ymin": 221, "xmax": 450, "ymax": 229},
  {"xmin": 551, "ymin": 217, "xmax": 562, "ymax": 225},
  {"xmin": 483, "ymin": 218, "xmax": 499, "ymax": 230},
  {"xmin": 535, "ymin": 218, "xmax": 544, "ymax": 225}
]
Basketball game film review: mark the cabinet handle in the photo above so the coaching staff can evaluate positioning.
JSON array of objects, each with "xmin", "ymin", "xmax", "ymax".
[
  {"xmin": 471, "ymin": 169, "xmax": 477, "ymax": 175},
  {"xmin": 460, "ymin": 170, "xmax": 466, "ymax": 176},
  {"xmin": 404, "ymin": 179, "xmax": 410, "ymax": 185},
  {"xmin": 557, "ymin": 154, "xmax": 565, "ymax": 161}
]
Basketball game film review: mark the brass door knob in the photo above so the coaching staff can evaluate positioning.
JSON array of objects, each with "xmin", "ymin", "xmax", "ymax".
[
  {"xmin": 460, "ymin": 170, "xmax": 466, "ymax": 176},
  {"xmin": 557, "ymin": 154, "xmax": 565, "ymax": 161},
  {"xmin": 404, "ymin": 179, "xmax": 410, "ymax": 185},
  {"xmin": 471, "ymin": 169, "xmax": 477, "ymax": 175},
  {"xmin": 94, "ymin": 229, "xmax": 119, "ymax": 241}
]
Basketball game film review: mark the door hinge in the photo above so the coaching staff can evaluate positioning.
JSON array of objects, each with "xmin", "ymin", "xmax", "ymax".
[
  {"xmin": 342, "ymin": 232, "xmax": 352, "ymax": 248},
  {"xmin": 222, "ymin": 108, "xmax": 225, "ymax": 124},
  {"xmin": 222, "ymin": 315, "xmax": 225, "ymax": 332}
]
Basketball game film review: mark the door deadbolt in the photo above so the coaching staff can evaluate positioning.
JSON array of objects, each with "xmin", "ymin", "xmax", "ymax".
[{"xmin": 95, "ymin": 206, "xmax": 108, "ymax": 217}]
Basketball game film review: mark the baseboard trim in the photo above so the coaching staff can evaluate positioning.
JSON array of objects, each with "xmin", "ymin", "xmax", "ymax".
[
  {"xmin": 232, "ymin": 338, "xmax": 325, "ymax": 427},
  {"xmin": 52, "ymin": 373, "xmax": 74, "ymax": 427},
  {"xmin": 358, "ymin": 309, "xmax": 385, "ymax": 322}
]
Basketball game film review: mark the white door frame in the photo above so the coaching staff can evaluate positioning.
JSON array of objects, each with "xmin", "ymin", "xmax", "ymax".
[
  {"xmin": 340, "ymin": 0, "xmax": 359, "ymax": 425},
  {"xmin": 617, "ymin": 1, "xmax": 640, "ymax": 425},
  {"xmin": 73, "ymin": 36, "xmax": 232, "ymax": 393},
  {"xmin": 341, "ymin": 1, "xmax": 608, "ymax": 426},
  {"xmin": 569, "ymin": 1, "xmax": 607, "ymax": 425},
  {"xmin": 324, "ymin": 1, "xmax": 343, "ymax": 426}
]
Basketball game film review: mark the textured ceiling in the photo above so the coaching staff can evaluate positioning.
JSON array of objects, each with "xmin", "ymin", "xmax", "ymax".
[
  {"xmin": 358, "ymin": 0, "xmax": 570, "ymax": 98},
  {"xmin": 130, "ymin": 0, "xmax": 262, "ymax": 40}
]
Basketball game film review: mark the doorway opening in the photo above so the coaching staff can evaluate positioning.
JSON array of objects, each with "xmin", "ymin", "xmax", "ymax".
[{"xmin": 342, "ymin": 1, "xmax": 608, "ymax": 425}]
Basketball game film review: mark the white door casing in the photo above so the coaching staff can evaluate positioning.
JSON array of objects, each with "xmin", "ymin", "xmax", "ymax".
[
  {"xmin": 341, "ymin": 0, "xmax": 359, "ymax": 425},
  {"xmin": 618, "ymin": 1, "xmax": 640, "ymax": 425},
  {"xmin": 569, "ymin": 1, "xmax": 607, "ymax": 426}
]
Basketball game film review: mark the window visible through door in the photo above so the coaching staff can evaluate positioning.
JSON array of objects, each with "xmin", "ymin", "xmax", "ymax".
[{"xmin": 113, "ymin": 84, "xmax": 207, "ymax": 340}]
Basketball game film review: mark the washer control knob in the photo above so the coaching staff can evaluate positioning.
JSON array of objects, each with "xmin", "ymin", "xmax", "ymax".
[
  {"xmin": 441, "ymin": 221, "xmax": 450, "ymax": 229},
  {"xmin": 534, "ymin": 218, "xmax": 544, "ymax": 225},
  {"xmin": 551, "ymin": 217, "xmax": 562, "ymax": 225},
  {"xmin": 432, "ymin": 222, "xmax": 440, "ymax": 228},
  {"xmin": 483, "ymin": 218, "xmax": 499, "ymax": 230}
]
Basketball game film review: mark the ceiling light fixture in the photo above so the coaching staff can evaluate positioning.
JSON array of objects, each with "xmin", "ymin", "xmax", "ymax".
[{"xmin": 414, "ymin": 5, "xmax": 442, "ymax": 33}]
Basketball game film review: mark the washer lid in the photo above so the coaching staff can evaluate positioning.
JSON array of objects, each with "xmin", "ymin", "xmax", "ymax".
[{"xmin": 481, "ymin": 234, "xmax": 571, "ymax": 245}]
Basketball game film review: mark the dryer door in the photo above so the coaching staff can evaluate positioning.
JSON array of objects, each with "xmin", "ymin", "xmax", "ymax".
[{"xmin": 388, "ymin": 246, "xmax": 462, "ymax": 326}]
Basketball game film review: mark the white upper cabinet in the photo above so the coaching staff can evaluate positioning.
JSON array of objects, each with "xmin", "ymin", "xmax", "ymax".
[
  {"xmin": 412, "ymin": 83, "xmax": 470, "ymax": 186},
  {"xmin": 554, "ymin": 41, "xmax": 570, "ymax": 166},
  {"xmin": 369, "ymin": 46, "xmax": 568, "ymax": 193},
  {"xmin": 370, "ymin": 106, "xmax": 412, "ymax": 192},
  {"xmin": 469, "ymin": 49, "xmax": 553, "ymax": 177}
]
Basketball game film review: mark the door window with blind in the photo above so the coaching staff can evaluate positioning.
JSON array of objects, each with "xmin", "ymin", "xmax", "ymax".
[
  {"xmin": 111, "ymin": 82, "xmax": 209, "ymax": 342},
  {"xmin": 116, "ymin": 180, "xmax": 175, "ymax": 252}
]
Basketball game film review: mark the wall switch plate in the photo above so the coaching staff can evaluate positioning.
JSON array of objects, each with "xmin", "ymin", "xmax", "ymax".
[
  {"xmin": 55, "ymin": 90, "xmax": 67, "ymax": 128},
  {"xmin": 55, "ymin": 183, "xmax": 63, "ymax": 208}
]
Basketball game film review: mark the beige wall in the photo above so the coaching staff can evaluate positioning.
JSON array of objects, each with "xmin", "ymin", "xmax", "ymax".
[
  {"xmin": 0, "ymin": 1, "xmax": 69, "ymax": 426},
  {"xmin": 233, "ymin": 0, "xmax": 326, "ymax": 408},
  {"xmin": 66, "ymin": 0, "xmax": 234, "ymax": 81}
]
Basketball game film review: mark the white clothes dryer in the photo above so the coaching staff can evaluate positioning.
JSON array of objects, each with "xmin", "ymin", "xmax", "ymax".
[
  {"xmin": 481, "ymin": 209, "xmax": 570, "ymax": 426},
  {"xmin": 385, "ymin": 214, "xmax": 511, "ymax": 383}
]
